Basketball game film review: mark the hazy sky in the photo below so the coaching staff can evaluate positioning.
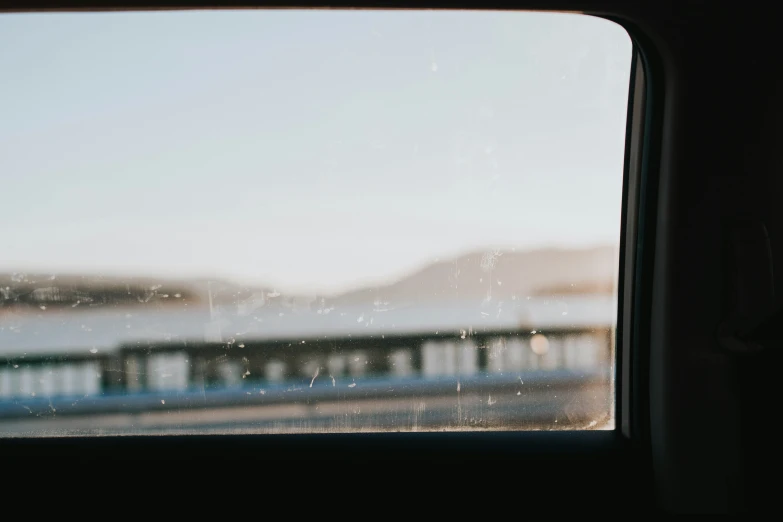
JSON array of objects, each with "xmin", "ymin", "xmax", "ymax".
[{"xmin": 0, "ymin": 10, "xmax": 632, "ymax": 294}]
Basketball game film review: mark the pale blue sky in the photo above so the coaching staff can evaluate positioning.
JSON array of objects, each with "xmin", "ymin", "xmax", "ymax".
[{"xmin": 0, "ymin": 10, "xmax": 632, "ymax": 293}]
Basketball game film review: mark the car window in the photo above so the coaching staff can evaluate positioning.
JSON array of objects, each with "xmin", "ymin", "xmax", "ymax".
[{"xmin": 0, "ymin": 9, "xmax": 632, "ymax": 436}]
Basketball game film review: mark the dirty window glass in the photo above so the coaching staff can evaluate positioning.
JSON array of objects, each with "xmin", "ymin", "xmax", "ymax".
[{"xmin": 0, "ymin": 10, "xmax": 632, "ymax": 436}]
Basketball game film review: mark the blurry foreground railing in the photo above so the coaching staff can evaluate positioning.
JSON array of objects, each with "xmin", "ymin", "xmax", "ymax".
[{"xmin": 0, "ymin": 326, "xmax": 613, "ymax": 432}]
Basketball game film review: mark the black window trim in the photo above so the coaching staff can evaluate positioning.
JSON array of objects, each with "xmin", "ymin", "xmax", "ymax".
[{"xmin": 0, "ymin": 4, "xmax": 661, "ymax": 491}]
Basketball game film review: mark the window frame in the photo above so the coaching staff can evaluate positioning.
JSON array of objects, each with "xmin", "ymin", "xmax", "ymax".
[{"xmin": 0, "ymin": 3, "xmax": 662, "ymax": 503}]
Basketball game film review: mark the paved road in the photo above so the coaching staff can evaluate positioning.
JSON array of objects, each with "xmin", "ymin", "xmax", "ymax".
[{"xmin": 0, "ymin": 385, "xmax": 611, "ymax": 436}]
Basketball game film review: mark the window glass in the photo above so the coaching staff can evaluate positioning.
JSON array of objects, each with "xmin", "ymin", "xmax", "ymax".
[{"xmin": 0, "ymin": 9, "xmax": 632, "ymax": 435}]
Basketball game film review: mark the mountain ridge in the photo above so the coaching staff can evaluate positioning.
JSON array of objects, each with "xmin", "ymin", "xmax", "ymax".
[{"xmin": 1, "ymin": 244, "xmax": 617, "ymax": 312}]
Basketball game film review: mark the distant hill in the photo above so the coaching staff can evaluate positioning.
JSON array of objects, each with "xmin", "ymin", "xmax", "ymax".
[
  {"xmin": 325, "ymin": 245, "xmax": 617, "ymax": 307},
  {"xmin": 0, "ymin": 273, "xmax": 270, "ymax": 312},
  {"xmin": 1, "ymin": 245, "xmax": 617, "ymax": 313}
]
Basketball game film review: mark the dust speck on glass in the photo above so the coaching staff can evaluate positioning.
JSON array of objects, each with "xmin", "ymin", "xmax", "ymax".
[{"xmin": 0, "ymin": 9, "xmax": 632, "ymax": 436}]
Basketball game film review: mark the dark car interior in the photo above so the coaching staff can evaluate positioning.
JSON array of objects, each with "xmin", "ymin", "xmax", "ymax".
[{"xmin": 1, "ymin": 0, "xmax": 778, "ymax": 515}]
